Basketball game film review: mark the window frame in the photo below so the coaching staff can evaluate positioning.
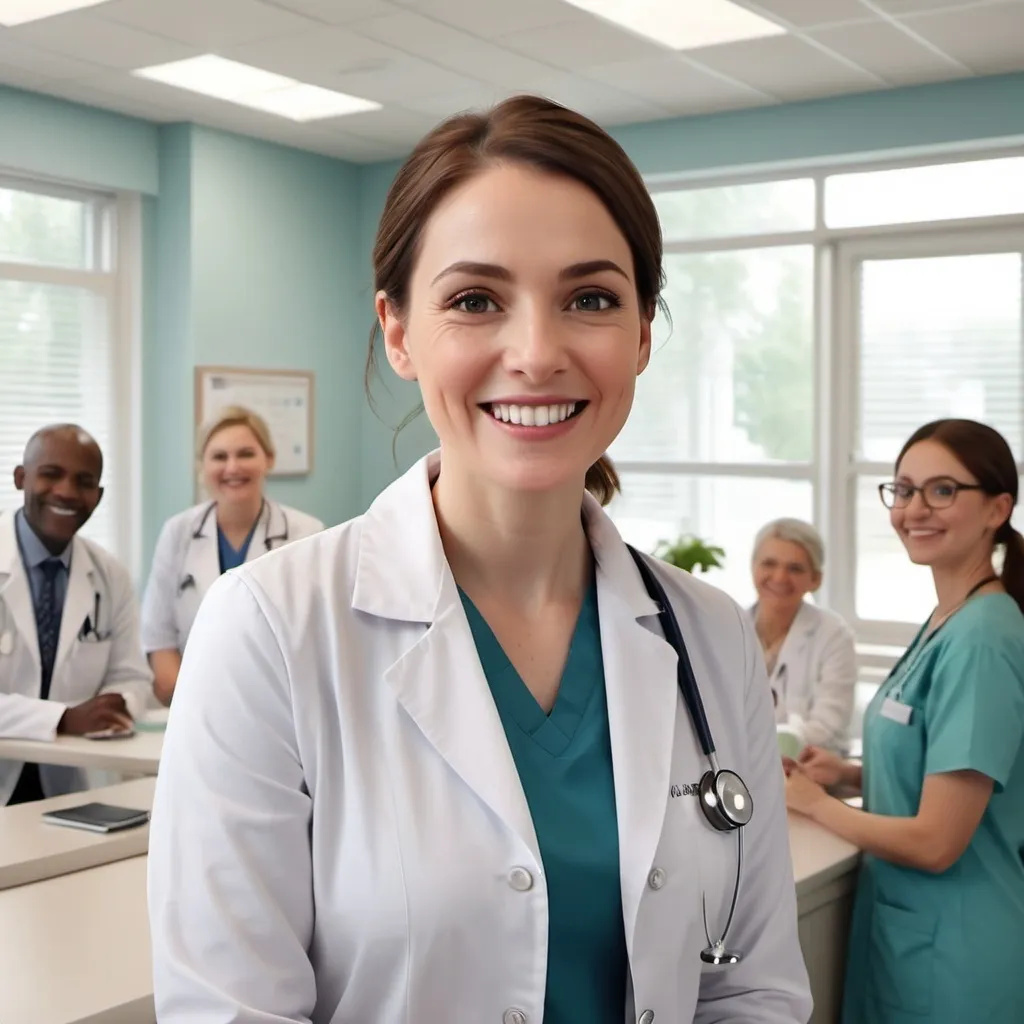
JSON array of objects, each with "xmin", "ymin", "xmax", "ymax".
[
  {"xmin": 0, "ymin": 172, "xmax": 141, "ymax": 578},
  {"xmin": 627, "ymin": 147, "xmax": 1024, "ymax": 661}
]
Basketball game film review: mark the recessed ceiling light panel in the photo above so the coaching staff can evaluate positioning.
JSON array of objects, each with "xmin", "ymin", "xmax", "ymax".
[
  {"xmin": 0, "ymin": 0, "xmax": 112, "ymax": 26},
  {"xmin": 562, "ymin": 0, "xmax": 785, "ymax": 51},
  {"xmin": 133, "ymin": 55, "xmax": 381, "ymax": 122}
]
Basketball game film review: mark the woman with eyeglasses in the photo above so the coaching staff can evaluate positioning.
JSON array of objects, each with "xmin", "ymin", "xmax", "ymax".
[{"xmin": 784, "ymin": 418, "xmax": 1024, "ymax": 1024}]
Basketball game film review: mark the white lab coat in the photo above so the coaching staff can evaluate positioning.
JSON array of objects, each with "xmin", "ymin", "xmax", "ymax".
[
  {"xmin": 0, "ymin": 510, "xmax": 152, "ymax": 805},
  {"xmin": 751, "ymin": 601, "xmax": 858, "ymax": 753},
  {"xmin": 140, "ymin": 498, "xmax": 324, "ymax": 654},
  {"xmin": 148, "ymin": 453, "xmax": 811, "ymax": 1024}
]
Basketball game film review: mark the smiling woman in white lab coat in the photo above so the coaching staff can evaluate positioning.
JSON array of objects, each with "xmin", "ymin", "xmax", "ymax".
[
  {"xmin": 148, "ymin": 96, "xmax": 811, "ymax": 1024},
  {"xmin": 140, "ymin": 405, "xmax": 323, "ymax": 705},
  {"xmin": 749, "ymin": 519, "xmax": 857, "ymax": 753}
]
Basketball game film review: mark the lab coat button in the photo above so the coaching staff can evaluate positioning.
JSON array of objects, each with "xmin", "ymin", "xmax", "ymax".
[
  {"xmin": 507, "ymin": 867, "xmax": 534, "ymax": 891},
  {"xmin": 648, "ymin": 867, "xmax": 666, "ymax": 890},
  {"xmin": 638, "ymin": 1011, "xmax": 655, "ymax": 1024},
  {"xmin": 503, "ymin": 1009, "xmax": 528, "ymax": 1024}
]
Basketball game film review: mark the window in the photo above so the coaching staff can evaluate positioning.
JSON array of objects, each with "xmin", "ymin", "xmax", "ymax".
[
  {"xmin": 610, "ymin": 179, "xmax": 817, "ymax": 604},
  {"xmin": 608, "ymin": 151, "xmax": 1024, "ymax": 676},
  {"xmin": 0, "ymin": 179, "xmax": 135, "ymax": 565}
]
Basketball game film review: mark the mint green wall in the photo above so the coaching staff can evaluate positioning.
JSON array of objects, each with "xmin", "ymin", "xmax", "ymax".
[
  {"xmin": 142, "ymin": 124, "xmax": 363, "ymax": 565},
  {"xmin": 0, "ymin": 85, "xmax": 158, "ymax": 193},
  {"xmin": 141, "ymin": 125, "xmax": 194, "ymax": 565},
  {"xmin": 356, "ymin": 159, "xmax": 438, "ymax": 508},
  {"xmin": 7, "ymin": 71, "xmax": 1024, "ymax": 561},
  {"xmin": 354, "ymin": 71, "xmax": 1024, "ymax": 507}
]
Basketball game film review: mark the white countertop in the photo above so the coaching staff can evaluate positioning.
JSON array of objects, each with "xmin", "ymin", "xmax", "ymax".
[
  {"xmin": 0, "ymin": 856, "xmax": 153, "ymax": 1024},
  {"xmin": 788, "ymin": 811, "xmax": 861, "ymax": 899},
  {"xmin": 0, "ymin": 809, "xmax": 861, "ymax": 1024},
  {"xmin": 0, "ymin": 729, "xmax": 162, "ymax": 775},
  {"xmin": 0, "ymin": 777, "xmax": 155, "ymax": 891}
]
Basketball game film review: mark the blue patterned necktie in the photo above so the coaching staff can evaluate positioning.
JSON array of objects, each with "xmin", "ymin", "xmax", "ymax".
[{"xmin": 37, "ymin": 558, "xmax": 63, "ymax": 700}]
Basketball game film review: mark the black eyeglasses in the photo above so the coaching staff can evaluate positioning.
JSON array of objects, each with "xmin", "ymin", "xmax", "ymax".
[{"xmin": 878, "ymin": 476, "xmax": 986, "ymax": 510}]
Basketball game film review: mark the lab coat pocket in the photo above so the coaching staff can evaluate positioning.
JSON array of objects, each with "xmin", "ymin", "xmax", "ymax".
[
  {"xmin": 868, "ymin": 898, "xmax": 937, "ymax": 1016},
  {"xmin": 67, "ymin": 639, "xmax": 114, "ymax": 698}
]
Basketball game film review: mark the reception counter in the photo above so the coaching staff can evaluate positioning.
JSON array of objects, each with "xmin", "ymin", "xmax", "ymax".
[{"xmin": 0, "ymin": 812, "xmax": 860, "ymax": 1024}]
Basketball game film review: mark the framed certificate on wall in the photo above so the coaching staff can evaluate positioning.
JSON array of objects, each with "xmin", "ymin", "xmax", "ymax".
[{"xmin": 194, "ymin": 366, "xmax": 315, "ymax": 476}]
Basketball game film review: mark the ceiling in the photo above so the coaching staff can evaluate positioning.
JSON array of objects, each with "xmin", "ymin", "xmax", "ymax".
[{"xmin": 0, "ymin": 0, "xmax": 1022, "ymax": 163}]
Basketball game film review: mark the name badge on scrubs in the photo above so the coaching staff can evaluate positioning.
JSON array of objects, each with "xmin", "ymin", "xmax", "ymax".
[{"xmin": 881, "ymin": 697, "xmax": 913, "ymax": 725}]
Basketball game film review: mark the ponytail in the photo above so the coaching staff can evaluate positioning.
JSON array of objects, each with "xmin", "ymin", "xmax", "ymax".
[
  {"xmin": 998, "ymin": 523, "xmax": 1024, "ymax": 615},
  {"xmin": 585, "ymin": 454, "xmax": 620, "ymax": 507}
]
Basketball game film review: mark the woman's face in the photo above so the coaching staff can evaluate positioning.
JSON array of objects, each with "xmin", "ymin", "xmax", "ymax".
[
  {"xmin": 753, "ymin": 537, "xmax": 820, "ymax": 615},
  {"xmin": 891, "ymin": 439, "xmax": 1010, "ymax": 569},
  {"xmin": 378, "ymin": 163, "xmax": 651, "ymax": 498},
  {"xmin": 201, "ymin": 424, "xmax": 272, "ymax": 507}
]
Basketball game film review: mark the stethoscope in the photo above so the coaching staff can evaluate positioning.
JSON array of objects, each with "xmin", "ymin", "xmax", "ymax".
[
  {"xmin": 627, "ymin": 546, "xmax": 753, "ymax": 967},
  {"xmin": 190, "ymin": 499, "xmax": 289, "ymax": 551},
  {"xmin": 179, "ymin": 500, "xmax": 289, "ymax": 595}
]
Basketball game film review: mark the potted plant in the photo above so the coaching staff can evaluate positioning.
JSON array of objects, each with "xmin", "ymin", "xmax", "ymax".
[{"xmin": 653, "ymin": 535, "xmax": 725, "ymax": 574}]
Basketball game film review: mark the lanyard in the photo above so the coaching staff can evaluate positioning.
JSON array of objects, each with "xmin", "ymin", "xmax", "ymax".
[{"xmin": 888, "ymin": 575, "xmax": 999, "ymax": 701}]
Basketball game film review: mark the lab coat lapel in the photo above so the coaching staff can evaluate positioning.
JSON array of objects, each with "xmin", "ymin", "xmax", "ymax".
[
  {"xmin": 587, "ymin": 501, "xmax": 680, "ymax": 952},
  {"xmin": 55, "ymin": 538, "xmax": 95, "ymax": 674},
  {"xmin": 773, "ymin": 601, "xmax": 814, "ymax": 681},
  {"xmin": 0, "ymin": 511, "xmax": 39, "ymax": 668},
  {"xmin": 355, "ymin": 453, "xmax": 540, "ymax": 863},
  {"xmin": 185, "ymin": 503, "xmax": 222, "ymax": 594}
]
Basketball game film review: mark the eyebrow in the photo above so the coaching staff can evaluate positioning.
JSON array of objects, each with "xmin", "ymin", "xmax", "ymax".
[{"xmin": 430, "ymin": 259, "xmax": 630, "ymax": 286}]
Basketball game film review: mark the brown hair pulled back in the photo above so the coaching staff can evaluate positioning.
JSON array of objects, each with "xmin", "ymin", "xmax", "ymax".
[
  {"xmin": 366, "ymin": 94, "xmax": 665, "ymax": 506},
  {"xmin": 896, "ymin": 418, "xmax": 1024, "ymax": 613}
]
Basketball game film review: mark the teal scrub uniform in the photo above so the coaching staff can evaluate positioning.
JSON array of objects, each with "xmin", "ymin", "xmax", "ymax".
[
  {"xmin": 843, "ymin": 593, "xmax": 1024, "ymax": 1024},
  {"xmin": 217, "ymin": 523, "xmax": 256, "ymax": 573},
  {"xmin": 460, "ymin": 580, "xmax": 628, "ymax": 1023}
]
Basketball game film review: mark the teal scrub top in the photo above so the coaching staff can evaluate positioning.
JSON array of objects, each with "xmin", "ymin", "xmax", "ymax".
[
  {"xmin": 217, "ymin": 523, "xmax": 257, "ymax": 574},
  {"xmin": 460, "ymin": 580, "xmax": 628, "ymax": 1023},
  {"xmin": 843, "ymin": 593, "xmax": 1024, "ymax": 1024}
]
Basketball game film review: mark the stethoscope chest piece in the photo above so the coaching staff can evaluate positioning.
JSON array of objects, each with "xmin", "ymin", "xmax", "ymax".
[
  {"xmin": 701, "ymin": 940, "xmax": 742, "ymax": 966},
  {"xmin": 699, "ymin": 768, "xmax": 754, "ymax": 832}
]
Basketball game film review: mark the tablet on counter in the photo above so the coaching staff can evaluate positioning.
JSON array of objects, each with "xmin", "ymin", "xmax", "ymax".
[{"xmin": 41, "ymin": 802, "xmax": 150, "ymax": 833}]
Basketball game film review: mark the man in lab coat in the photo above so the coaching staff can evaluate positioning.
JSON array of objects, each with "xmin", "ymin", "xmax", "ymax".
[{"xmin": 0, "ymin": 424, "xmax": 151, "ymax": 805}]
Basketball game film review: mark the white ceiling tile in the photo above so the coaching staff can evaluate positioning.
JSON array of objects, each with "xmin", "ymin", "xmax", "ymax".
[
  {"xmin": 510, "ymin": 72, "xmax": 672, "ymax": 125},
  {"xmin": 316, "ymin": 104, "xmax": 439, "ymax": 142},
  {"xmin": 225, "ymin": 27, "xmax": 400, "ymax": 86},
  {"xmin": 350, "ymin": 12, "xmax": 566, "ymax": 88},
  {"xmin": 497, "ymin": 15, "xmax": 670, "ymax": 70},
  {"xmin": 263, "ymin": 0, "xmax": 403, "ymax": 23},
  {"xmin": 330, "ymin": 55, "xmax": 487, "ymax": 104},
  {"xmin": 689, "ymin": 34, "xmax": 882, "ymax": 101},
  {"xmin": 735, "ymin": 0, "xmax": 873, "ymax": 27},
  {"xmin": 872, "ymin": 0, "xmax": 981, "ymax": 11},
  {"xmin": 585, "ymin": 54, "xmax": 769, "ymax": 108},
  {"xmin": 0, "ymin": 31, "xmax": 105, "ymax": 78},
  {"xmin": 903, "ymin": 2, "xmax": 1024, "ymax": 73},
  {"xmin": 812, "ymin": 20, "xmax": 969, "ymax": 85},
  {"xmin": 93, "ymin": 0, "xmax": 320, "ymax": 48},
  {"xmin": 43, "ymin": 77, "xmax": 181, "ymax": 120},
  {"xmin": 8, "ymin": 12, "xmax": 195, "ymax": 69},
  {"xmin": 0, "ymin": 66, "xmax": 56, "ymax": 92},
  {"xmin": 389, "ymin": 0, "xmax": 584, "ymax": 37},
  {"xmin": 396, "ymin": 83, "xmax": 507, "ymax": 117}
]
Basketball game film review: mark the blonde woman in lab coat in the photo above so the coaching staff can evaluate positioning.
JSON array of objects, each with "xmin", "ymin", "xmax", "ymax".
[
  {"xmin": 148, "ymin": 96, "xmax": 812, "ymax": 1024},
  {"xmin": 141, "ymin": 405, "xmax": 322, "ymax": 705}
]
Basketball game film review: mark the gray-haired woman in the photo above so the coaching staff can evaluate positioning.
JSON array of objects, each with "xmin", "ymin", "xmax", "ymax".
[{"xmin": 750, "ymin": 518, "xmax": 857, "ymax": 752}]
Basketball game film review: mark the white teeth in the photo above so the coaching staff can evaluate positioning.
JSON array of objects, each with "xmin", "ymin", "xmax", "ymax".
[
  {"xmin": 489, "ymin": 402, "xmax": 578, "ymax": 426},
  {"xmin": 50, "ymin": 508, "xmax": 76, "ymax": 517}
]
